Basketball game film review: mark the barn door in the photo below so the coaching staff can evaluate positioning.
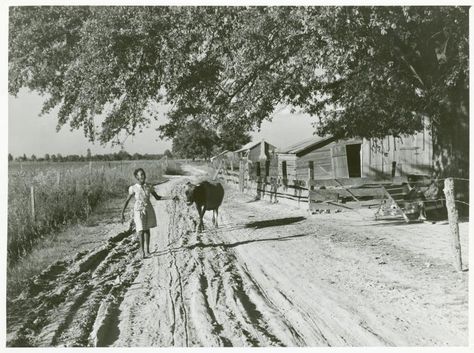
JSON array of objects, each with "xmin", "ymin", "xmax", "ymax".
[{"xmin": 331, "ymin": 145, "xmax": 349, "ymax": 178}]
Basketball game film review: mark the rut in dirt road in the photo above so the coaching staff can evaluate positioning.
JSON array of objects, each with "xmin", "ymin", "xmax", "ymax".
[
  {"xmin": 114, "ymin": 179, "xmax": 308, "ymax": 347},
  {"xmin": 7, "ymin": 228, "xmax": 143, "ymax": 347}
]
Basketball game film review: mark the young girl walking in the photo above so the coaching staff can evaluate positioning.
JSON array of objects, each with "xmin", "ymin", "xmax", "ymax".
[{"xmin": 121, "ymin": 168, "xmax": 162, "ymax": 258}]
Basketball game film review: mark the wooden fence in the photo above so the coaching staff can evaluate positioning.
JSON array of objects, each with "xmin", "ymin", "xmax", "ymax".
[
  {"xmin": 214, "ymin": 162, "xmax": 405, "ymax": 210},
  {"xmin": 211, "ymin": 160, "xmax": 468, "ymax": 272}
]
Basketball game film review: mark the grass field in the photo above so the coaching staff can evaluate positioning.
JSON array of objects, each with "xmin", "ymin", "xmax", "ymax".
[{"xmin": 8, "ymin": 160, "xmax": 169, "ymax": 266}]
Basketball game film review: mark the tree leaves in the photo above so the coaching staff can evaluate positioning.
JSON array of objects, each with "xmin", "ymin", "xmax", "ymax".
[{"xmin": 9, "ymin": 6, "xmax": 469, "ymax": 145}]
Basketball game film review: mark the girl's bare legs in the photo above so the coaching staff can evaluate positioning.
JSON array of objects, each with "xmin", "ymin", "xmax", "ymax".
[
  {"xmin": 138, "ymin": 230, "xmax": 146, "ymax": 258},
  {"xmin": 144, "ymin": 230, "xmax": 151, "ymax": 255}
]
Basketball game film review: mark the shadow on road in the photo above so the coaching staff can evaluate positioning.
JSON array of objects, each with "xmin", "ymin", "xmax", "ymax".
[
  {"xmin": 186, "ymin": 232, "xmax": 314, "ymax": 250},
  {"xmin": 151, "ymin": 232, "xmax": 315, "ymax": 257},
  {"xmin": 244, "ymin": 216, "xmax": 306, "ymax": 229}
]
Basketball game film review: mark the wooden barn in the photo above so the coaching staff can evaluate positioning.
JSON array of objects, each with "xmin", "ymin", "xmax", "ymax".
[
  {"xmin": 234, "ymin": 139, "xmax": 278, "ymax": 162},
  {"xmin": 277, "ymin": 127, "xmax": 433, "ymax": 183},
  {"xmin": 234, "ymin": 139, "xmax": 278, "ymax": 179},
  {"xmin": 278, "ymin": 136, "xmax": 361, "ymax": 182}
]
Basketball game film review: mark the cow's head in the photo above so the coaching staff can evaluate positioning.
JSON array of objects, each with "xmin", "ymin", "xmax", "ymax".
[{"xmin": 184, "ymin": 182, "xmax": 197, "ymax": 206}]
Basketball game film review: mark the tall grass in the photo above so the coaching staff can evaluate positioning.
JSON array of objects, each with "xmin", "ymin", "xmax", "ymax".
[{"xmin": 8, "ymin": 160, "xmax": 165, "ymax": 266}]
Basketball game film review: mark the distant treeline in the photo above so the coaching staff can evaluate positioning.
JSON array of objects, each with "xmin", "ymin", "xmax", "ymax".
[{"xmin": 8, "ymin": 149, "xmax": 173, "ymax": 162}]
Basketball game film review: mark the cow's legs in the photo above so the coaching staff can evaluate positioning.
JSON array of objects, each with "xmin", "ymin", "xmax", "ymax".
[
  {"xmin": 201, "ymin": 207, "xmax": 206, "ymax": 231},
  {"xmin": 214, "ymin": 209, "xmax": 219, "ymax": 227},
  {"xmin": 196, "ymin": 204, "xmax": 205, "ymax": 232},
  {"xmin": 195, "ymin": 204, "xmax": 202, "ymax": 232}
]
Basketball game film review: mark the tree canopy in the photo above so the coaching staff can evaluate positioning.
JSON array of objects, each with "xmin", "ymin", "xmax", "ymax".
[
  {"xmin": 171, "ymin": 121, "xmax": 219, "ymax": 159},
  {"xmin": 9, "ymin": 6, "xmax": 469, "ymax": 174}
]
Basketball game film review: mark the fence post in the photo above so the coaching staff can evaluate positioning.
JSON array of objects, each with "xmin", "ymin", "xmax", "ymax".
[
  {"xmin": 307, "ymin": 163, "xmax": 314, "ymax": 211},
  {"xmin": 239, "ymin": 159, "xmax": 244, "ymax": 192},
  {"xmin": 443, "ymin": 178, "xmax": 462, "ymax": 271},
  {"xmin": 89, "ymin": 161, "xmax": 92, "ymax": 184},
  {"xmin": 56, "ymin": 171, "xmax": 61, "ymax": 186},
  {"xmin": 30, "ymin": 186, "xmax": 36, "ymax": 221},
  {"xmin": 245, "ymin": 157, "xmax": 252, "ymax": 192}
]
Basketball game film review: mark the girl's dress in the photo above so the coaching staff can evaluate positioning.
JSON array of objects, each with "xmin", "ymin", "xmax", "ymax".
[{"xmin": 129, "ymin": 183, "xmax": 157, "ymax": 231}]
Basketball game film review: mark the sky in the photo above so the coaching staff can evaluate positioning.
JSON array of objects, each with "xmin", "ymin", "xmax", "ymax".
[{"xmin": 8, "ymin": 89, "xmax": 319, "ymax": 158}]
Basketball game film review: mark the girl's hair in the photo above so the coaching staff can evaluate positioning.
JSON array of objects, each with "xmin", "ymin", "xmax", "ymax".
[{"xmin": 134, "ymin": 168, "xmax": 146, "ymax": 177}]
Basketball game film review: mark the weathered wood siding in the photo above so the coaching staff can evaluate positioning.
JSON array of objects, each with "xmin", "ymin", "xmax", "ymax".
[
  {"xmin": 239, "ymin": 142, "xmax": 278, "ymax": 179},
  {"xmin": 275, "ymin": 130, "xmax": 433, "ymax": 184},
  {"xmin": 292, "ymin": 139, "xmax": 362, "ymax": 181},
  {"xmin": 268, "ymin": 152, "xmax": 279, "ymax": 178},
  {"xmin": 277, "ymin": 154, "xmax": 297, "ymax": 181},
  {"xmin": 247, "ymin": 144, "xmax": 262, "ymax": 163},
  {"xmin": 361, "ymin": 128, "xmax": 433, "ymax": 177},
  {"xmin": 239, "ymin": 142, "xmax": 277, "ymax": 163},
  {"xmin": 295, "ymin": 147, "xmax": 333, "ymax": 180}
]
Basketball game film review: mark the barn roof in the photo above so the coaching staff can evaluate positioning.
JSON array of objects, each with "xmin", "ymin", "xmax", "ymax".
[
  {"xmin": 234, "ymin": 139, "xmax": 276, "ymax": 153},
  {"xmin": 278, "ymin": 135, "xmax": 336, "ymax": 155}
]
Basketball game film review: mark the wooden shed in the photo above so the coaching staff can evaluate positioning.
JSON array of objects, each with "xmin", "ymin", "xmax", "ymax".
[
  {"xmin": 278, "ymin": 136, "xmax": 363, "ymax": 183},
  {"xmin": 277, "ymin": 127, "xmax": 433, "ymax": 183},
  {"xmin": 235, "ymin": 139, "xmax": 278, "ymax": 179},
  {"xmin": 234, "ymin": 139, "xmax": 278, "ymax": 162}
]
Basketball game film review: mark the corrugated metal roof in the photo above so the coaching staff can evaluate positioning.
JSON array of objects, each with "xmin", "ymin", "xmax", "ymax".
[{"xmin": 279, "ymin": 135, "xmax": 335, "ymax": 154}]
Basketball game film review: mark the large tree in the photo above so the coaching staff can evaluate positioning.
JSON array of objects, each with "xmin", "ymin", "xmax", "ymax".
[
  {"xmin": 171, "ymin": 121, "xmax": 219, "ymax": 160},
  {"xmin": 9, "ymin": 6, "xmax": 469, "ymax": 176}
]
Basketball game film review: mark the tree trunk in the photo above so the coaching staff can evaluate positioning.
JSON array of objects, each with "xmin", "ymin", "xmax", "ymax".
[{"xmin": 431, "ymin": 87, "xmax": 469, "ymax": 211}]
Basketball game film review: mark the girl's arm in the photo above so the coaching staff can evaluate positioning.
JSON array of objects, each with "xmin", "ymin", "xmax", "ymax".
[
  {"xmin": 150, "ymin": 189, "xmax": 162, "ymax": 200},
  {"xmin": 121, "ymin": 194, "xmax": 133, "ymax": 223}
]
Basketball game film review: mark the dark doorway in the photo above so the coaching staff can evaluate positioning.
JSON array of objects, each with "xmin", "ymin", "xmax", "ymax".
[
  {"xmin": 346, "ymin": 144, "xmax": 361, "ymax": 177},
  {"xmin": 282, "ymin": 161, "xmax": 287, "ymax": 179}
]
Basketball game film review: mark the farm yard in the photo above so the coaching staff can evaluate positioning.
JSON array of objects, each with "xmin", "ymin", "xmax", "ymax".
[{"xmin": 6, "ymin": 162, "xmax": 469, "ymax": 347}]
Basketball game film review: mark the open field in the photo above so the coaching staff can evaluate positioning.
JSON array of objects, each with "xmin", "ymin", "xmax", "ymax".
[
  {"xmin": 8, "ymin": 160, "xmax": 166, "ymax": 266},
  {"xmin": 6, "ymin": 163, "xmax": 468, "ymax": 347}
]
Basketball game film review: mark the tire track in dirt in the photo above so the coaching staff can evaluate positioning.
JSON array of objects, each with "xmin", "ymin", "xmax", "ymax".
[
  {"xmin": 167, "ymin": 242, "xmax": 190, "ymax": 346},
  {"xmin": 160, "ymin": 178, "xmax": 306, "ymax": 346},
  {"xmin": 174, "ymin": 180, "xmax": 312, "ymax": 346}
]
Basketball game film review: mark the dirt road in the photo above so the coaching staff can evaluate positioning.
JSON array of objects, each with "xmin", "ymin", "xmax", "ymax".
[{"xmin": 7, "ymin": 166, "xmax": 468, "ymax": 347}]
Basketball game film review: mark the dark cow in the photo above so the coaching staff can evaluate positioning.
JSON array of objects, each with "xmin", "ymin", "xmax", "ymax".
[{"xmin": 185, "ymin": 181, "xmax": 225, "ymax": 231}]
